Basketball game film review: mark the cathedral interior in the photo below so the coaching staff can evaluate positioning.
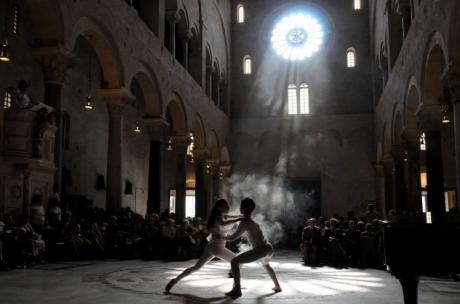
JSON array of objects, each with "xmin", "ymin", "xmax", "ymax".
[{"xmin": 0, "ymin": 1, "xmax": 459, "ymax": 304}]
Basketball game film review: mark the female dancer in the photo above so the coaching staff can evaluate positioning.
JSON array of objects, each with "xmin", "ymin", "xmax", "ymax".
[{"xmin": 164, "ymin": 199, "xmax": 242, "ymax": 293}]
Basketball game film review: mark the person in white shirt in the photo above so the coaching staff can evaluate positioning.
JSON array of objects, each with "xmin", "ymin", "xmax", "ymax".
[
  {"xmin": 164, "ymin": 199, "xmax": 243, "ymax": 294},
  {"xmin": 218, "ymin": 198, "xmax": 281, "ymax": 297}
]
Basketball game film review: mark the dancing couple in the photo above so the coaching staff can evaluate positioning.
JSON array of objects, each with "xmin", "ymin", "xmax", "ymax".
[{"xmin": 164, "ymin": 198, "xmax": 281, "ymax": 297}]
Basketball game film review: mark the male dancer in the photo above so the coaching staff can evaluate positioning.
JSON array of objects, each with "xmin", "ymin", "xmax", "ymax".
[{"xmin": 217, "ymin": 198, "xmax": 281, "ymax": 297}]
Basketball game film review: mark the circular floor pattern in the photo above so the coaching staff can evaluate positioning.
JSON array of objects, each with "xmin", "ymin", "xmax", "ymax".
[{"xmin": 101, "ymin": 258, "xmax": 387, "ymax": 301}]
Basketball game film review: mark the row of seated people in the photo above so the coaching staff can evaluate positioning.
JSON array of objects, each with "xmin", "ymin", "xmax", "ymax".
[
  {"xmin": 300, "ymin": 211, "xmax": 386, "ymax": 269},
  {"xmin": 0, "ymin": 198, "xmax": 211, "ymax": 270}
]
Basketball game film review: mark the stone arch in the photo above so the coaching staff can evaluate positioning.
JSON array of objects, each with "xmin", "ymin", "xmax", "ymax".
[
  {"xmin": 191, "ymin": 114, "xmax": 206, "ymax": 150},
  {"xmin": 165, "ymin": 93, "xmax": 188, "ymax": 135},
  {"xmin": 177, "ymin": 8, "xmax": 190, "ymax": 36},
  {"xmin": 381, "ymin": 121, "xmax": 391, "ymax": 160},
  {"xmin": 391, "ymin": 104, "xmax": 404, "ymax": 146},
  {"xmin": 220, "ymin": 147, "xmax": 231, "ymax": 165},
  {"xmin": 421, "ymin": 32, "xmax": 449, "ymax": 106},
  {"xmin": 26, "ymin": 0, "xmax": 65, "ymax": 45},
  {"xmin": 207, "ymin": 130, "xmax": 220, "ymax": 161},
  {"xmin": 189, "ymin": 26, "xmax": 203, "ymax": 85},
  {"xmin": 404, "ymin": 76, "xmax": 422, "ymax": 130},
  {"xmin": 128, "ymin": 63, "xmax": 163, "ymax": 117},
  {"xmin": 69, "ymin": 16, "xmax": 125, "ymax": 89},
  {"xmin": 205, "ymin": 47, "xmax": 213, "ymax": 97}
]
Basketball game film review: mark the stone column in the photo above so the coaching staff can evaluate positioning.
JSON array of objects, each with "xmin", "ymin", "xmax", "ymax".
[
  {"xmin": 195, "ymin": 162, "xmax": 206, "ymax": 218},
  {"xmin": 443, "ymin": 78, "xmax": 460, "ymax": 208},
  {"xmin": 99, "ymin": 88, "xmax": 131, "ymax": 213},
  {"xmin": 166, "ymin": 12, "xmax": 180, "ymax": 57},
  {"xmin": 383, "ymin": 158, "xmax": 396, "ymax": 214},
  {"xmin": 374, "ymin": 164, "xmax": 386, "ymax": 217},
  {"xmin": 194, "ymin": 149, "xmax": 209, "ymax": 219},
  {"xmin": 33, "ymin": 46, "xmax": 75, "ymax": 195},
  {"xmin": 392, "ymin": 145, "xmax": 408, "ymax": 214},
  {"xmin": 181, "ymin": 34, "xmax": 191, "ymax": 71},
  {"xmin": 207, "ymin": 68, "xmax": 213, "ymax": 98},
  {"xmin": 425, "ymin": 131, "xmax": 446, "ymax": 223},
  {"xmin": 406, "ymin": 141, "xmax": 422, "ymax": 214},
  {"xmin": 419, "ymin": 105, "xmax": 446, "ymax": 223},
  {"xmin": 172, "ymin": 135, "xmax": 188, "ymax": 219},
  {"xmin": 144, "ymin": 116, "xmax": 170, "ymax": 214}
]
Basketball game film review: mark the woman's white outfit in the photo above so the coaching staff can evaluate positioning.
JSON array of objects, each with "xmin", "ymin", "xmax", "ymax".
[{"xmin": 173, "ymin": 221, "xmax": 236, "ymax": 283}]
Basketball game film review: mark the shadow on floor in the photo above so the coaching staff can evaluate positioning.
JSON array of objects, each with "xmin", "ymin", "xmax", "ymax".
[{"xmin": 165, "ymin": 291, "xmax": 278, "ymax": 304}]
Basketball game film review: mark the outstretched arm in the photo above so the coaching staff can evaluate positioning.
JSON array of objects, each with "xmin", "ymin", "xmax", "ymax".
[
  {"xmin": 220, "ymin": 222, "xmax": 246, "ymax": 241},
  {"xmin": 220, "ymin": 217, "xmax": 243, "ymax": 227}
]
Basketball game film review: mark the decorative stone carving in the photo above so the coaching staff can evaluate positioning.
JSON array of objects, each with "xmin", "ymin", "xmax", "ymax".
[{"xmin": 32, "ymin": 45, "xmax": 75, "ymax": 84}]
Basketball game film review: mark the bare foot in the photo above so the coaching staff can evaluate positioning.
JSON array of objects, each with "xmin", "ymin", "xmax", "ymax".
[
  {"xmin": 272, "ymin": 285, "xmax": 282, "ymax": 293},
  {"xmin": 164, "ymin": 278, "xmax": 176, "ymax": 294},
  {"xmin": 225, "ymin": 288, "xmax": 242, "ymax": 298}
]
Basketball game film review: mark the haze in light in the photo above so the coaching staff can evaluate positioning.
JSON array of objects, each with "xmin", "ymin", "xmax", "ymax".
[{"xmin": 271, "ymin": 12, "xmax": 324, "ymax": 61}]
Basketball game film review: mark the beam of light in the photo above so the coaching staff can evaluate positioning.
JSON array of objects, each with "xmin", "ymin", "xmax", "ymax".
[
  {"xmin": 272, "ymin": 12, "xmax": 325, "ymax": 61},
  {"xmin": 326, "ymin": 278, "xmax": 384, "ymax": 288},
  {"xmin": 289, "ymin": 280, "xmax": 338, "ymax": 296},
  {"xmin": 310, "ymin": 279, "xmax": 369, "ymax": 292}
]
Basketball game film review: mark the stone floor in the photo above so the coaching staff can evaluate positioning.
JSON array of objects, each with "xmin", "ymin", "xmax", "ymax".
[{"xmin": 0, "ymin": 251, "xmax": 459, "ymax": 304}]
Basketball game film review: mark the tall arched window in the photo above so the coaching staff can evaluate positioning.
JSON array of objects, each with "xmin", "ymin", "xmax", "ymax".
[
  {"xmin": 347, "ymin": 48, "xmax": 356, "ymax": 68},
  {"xmin": 420, "ymin": 132, "xmax": 426, "ymax": 151},
  {"xmin": 288, "ymin": 84, "xmax": 298, "ymax": 115},
  {"xmin": 299, "ymin": 83, "xmax": 310, "ymax": 114},
  {"xmin": 237, "ymin": 4, "xmax": 245, "ymax": 23},
  {"xmin": 243, "ymin": 55, "xmax": 252, "ymax": 74},
  {"xmin": 3, "ymin": 91, "xmax": 12, "ymax": 109},
  {"xmin": 12, "ymin": 4, "xmax": 20, "ymax": 35},
  {"xmin": 354, "ymin": 0, "xmax": 361, "ymax": 10}
]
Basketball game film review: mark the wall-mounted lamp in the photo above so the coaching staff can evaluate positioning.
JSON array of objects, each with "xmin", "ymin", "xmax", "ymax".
[
  {"xmin": 134, "ymin": 121, "xmax": 141, "ymax": 133},
  {"xmin": 0, "ymin": 40, "xmax": 10, "ymax": 62},
  {"xmin": 84, "ymin": 96, "xmax": 94, "ymax": 110},
  {"xmin": 167, "ymin": 138, "xmax": 173, "ymax": 151},
  {"xmin": 205, "ymin": 162, "xmax": 212, "ymax": 174},
  {"xmin": 187, "ymin": 132, "xmax": 195, "ymax": 163},
  {"xmin": 442, "ymin": 108, "xmax": 450, "ymax": 124}
]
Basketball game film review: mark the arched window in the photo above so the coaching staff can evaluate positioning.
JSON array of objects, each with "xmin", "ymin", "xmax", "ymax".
[
  {"xmin": 354, "ymin": 0, "xmax": 361, "ymax": 10},
  {"xmin": 420, "ymin": 132, "xmax": 426, "ymax": 151},
  {"xmin": 347, "ymin": 48, "xmax": 356, "ymax": 68},
  {"xmin": 12, "ymin": 4, "xmax": 20, "ymax": 35},
  {"xmin": 299, "ymin": 83, "xmax": 310, "ymax": 114},
  {"xmin": 288, "ymin": 84, "xmax": 298, "ymax": 115},
  {"xmin": 237, "ymin": 4, "xmax": 245, "ymax": 23},
  {"xmin": 243, "ymin": 55, "xmax": 252, "ymax": 74},
  {"xmin": 3, "ymin": 91, "xmax": 12, "ymax": 109}
]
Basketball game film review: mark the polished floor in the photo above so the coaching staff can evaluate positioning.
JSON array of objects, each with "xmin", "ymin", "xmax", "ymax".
[{"xmin": 0, "ymin": 251, "xmax": 459, "ymax": 304}]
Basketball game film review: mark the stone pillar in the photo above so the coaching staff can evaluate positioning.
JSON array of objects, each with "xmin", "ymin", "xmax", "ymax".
[
  {"xmin": 383, "ymin": 158, "xmax": 396, "ymax": 214},
  {"xmin": 194, "ymin": 149, "xmax": 210, "ymax": 219},
  {"xmin": 195, "ymin": 162, "xmax": 207, "ymax": 218},
  {"xmin": 207, "ymin": 68, "xmax": 213, "ymax": 98},
  {"xmin": 144, "ymin": 116, "xmax": 170, "ymax": 214},
  {"xmin": 425, "ymin": 131, "xmax": 446, "ymax": 223},
  {"xmin": 172, "ymin": 135, "xmax": 188, "ymax": 219},
  {"xmin": 406, "ymin": 142, "xmax": 422, "ymax": 214},
  {"xmin": 33, "ymin": 46, "xmax": 75, "ymax": 195},
  {"xmin": 99, "ymin": 88, "xmax": 131, "ymax": 213},
  {"xmin": 374, "ymin": 164, "xmax": 386, "ymax": 216},
  {"xmin": 443, "ymin": 79, "xmax": 460, "ymax": 208},
  {"xmin": 166, "ymin": 12, "xmax": 180, "ymax": 57},
  {"xmin": 392, "ymin": 145, "xmax": 408, "ymax": 214},
  {"xmin": 181, "ymin": 34, "xmax": 191, "ymax": 71}
]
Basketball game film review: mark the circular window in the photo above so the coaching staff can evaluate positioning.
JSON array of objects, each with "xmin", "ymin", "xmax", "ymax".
[{"xmin": 271, "ymin": 12, "xmax": 325, "ymax": 61}]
